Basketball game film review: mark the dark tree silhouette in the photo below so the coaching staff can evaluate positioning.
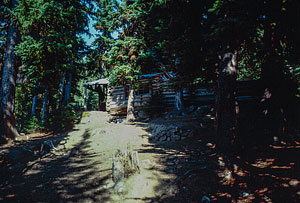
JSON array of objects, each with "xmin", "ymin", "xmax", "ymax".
[{"xmin": 0, "ymin": 0, "xmax": 20, "ymax": 143}]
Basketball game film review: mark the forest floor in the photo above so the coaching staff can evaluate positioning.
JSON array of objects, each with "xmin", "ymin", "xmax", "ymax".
[{"xmin": 1, "ymin": 111, "xmax": 300, "ymax": 202}]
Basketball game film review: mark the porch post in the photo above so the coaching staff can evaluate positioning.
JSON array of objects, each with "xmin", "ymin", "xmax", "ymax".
[{"xmin": 84, "ymin": 86, "xmax": 87, "ymax": 110}]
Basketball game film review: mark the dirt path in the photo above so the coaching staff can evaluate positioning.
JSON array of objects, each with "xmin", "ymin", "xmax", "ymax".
[
  {"xmin": 0, "ymin": 111, "xmax": 177, "ymax": 202},
  {"xmin": 3, "ymin": 111, "xmax": 299, "ymax": 202},
  {"xmin": 58, "ymin": 111, "xmax": 175, "ymax": 202}
]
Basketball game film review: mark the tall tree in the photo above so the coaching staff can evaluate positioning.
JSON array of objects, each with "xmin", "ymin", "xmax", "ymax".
[
  {"xmin": 207, "ymin": 0, "xmax": 261, "ymax": 151},
  {"xmin": 214, "ymin": 46, "xmax": 239, "ymax": 151},
  {"xmin": 0, "ymin": 0, "xmax": 9, "ymax": 75},
  {"xmin": 143, "ymin": 0, "xmax": 213, "ymax": 116},
  {"xmin": 258, "ymin": 0, "xmax": 300, "ymax": 139},
  {"xmin": 14, "ymin": 0, "xmax": 91, "ymax": 128},
  {"xmin": 0, "ymin": 0, "xmax": 20, "ymax": 143},
  {"xmin": 94, "ymin": 0, "xmax": 159, "ymax": 121},
  {"xmin": 41, "ymin": 86, "xmax": 48, "ymax": 126}
]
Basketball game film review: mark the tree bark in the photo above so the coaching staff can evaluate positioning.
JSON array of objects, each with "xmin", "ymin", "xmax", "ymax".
[
  {"xmin": 57, "ymin": 72, "xmax": 65, "ymax": 109},
  {"xmin": 215, "ymin": 47, "xmax": 239, "ymax": 152},
  {"xmin": 64, "ymin": 72, "xmax": 72, "ymax": 104},
  {"xmin": 174, "ymin": 88, "xmax": 185, "ymax": 116},
  {"xmin": 260, "ymin": 22, "xmax": 290, "ymax": 141},
  {"xmin": 126, "ymin": 86, "xmax": 136, "ymax": 122},
  {"xmin": 0, "ymin": 0, "xmax": 19, "ymax": 143},
  {"xmin": 172, "ymin": 58, "xmax": 185, "ymax": 116},
  {"xmin": 41, "ymin": 86, "xmax": 48, "ymax": 126},
  {"xmin": 31, "ymin": 95, "xmax": 37, "ymax": 116},
  {"xmin": 31, "ymin": 84, "xmax": 38, "ymax": 117}
]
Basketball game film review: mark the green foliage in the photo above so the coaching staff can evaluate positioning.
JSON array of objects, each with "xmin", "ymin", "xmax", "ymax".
[
  {"xmin": 145, "ymin": 0, "xmax": 212, "ymax": 83},
  {"xmin": 93, "ymin": 0, "xmax": 160, "ymax": 86},
  {"xmin": 294, "ymin": 66, "xmax": 300, "ymax": 97},
  {"xmin": 86, "ymin": 91, "xmax": 98, "ymax": 111},
  {"xmin": 0, "ymin": 0, "xmax": 10, "ymax": 76},
  {"xmin": 14, "ymin": 0, "xmax": 88, "ymax": 86},
  {"xmin": 15, "ymin": 84, "xmax": 32, "ymax": 132},
  {"xmin": 23, "ymin": 116, "xmax": 41, "ymax": 133},
  {"xmin": 11, "ymin": 0, "xmax": 93, "ymax": 133},
  {"xmin": 5, "ymin": 0, "xmax": 300, "ymax": 135},
  {"xmin": 47, "ymin": 104, "xmax": 82, "ymax": 132},
  {"xmin": 237, "ymin": 45, "xmax": 261, "ymax": 81}
]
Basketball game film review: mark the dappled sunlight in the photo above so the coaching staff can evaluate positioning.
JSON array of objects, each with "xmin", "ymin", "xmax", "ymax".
[
  {"xmin": 132, "ymin": 114, "xmax": 219, "ymax": 202},
  {"xmin": 0, "ymin": 113, "xmax": 115, "ymax": 202},
  {"xmin": 132, "ymin": 109, "xmax": 300, "ymax": 202},
  {"xmin": 1, "ymin": 0, "xmax": 300, "ymax": 202},
  {"xmin": 249, "ymin": 158, "xmax": 275, "ymax": 168},
  {"xmin": 2, "ymin": 109, "xmax": 300, "ymax": 202},
  {"xmin": 220, "ymin": 140, "xmax": 300, "ymax": 202}
]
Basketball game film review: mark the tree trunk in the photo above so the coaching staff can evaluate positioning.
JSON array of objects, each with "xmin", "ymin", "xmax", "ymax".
[
  {"xmin": 57, "ymin": 72, "xmax": 65, "ymax": 109},
  {"xmin": 174, "ymin": 88, "xmax": 185, "ymax": 116},
  {"xmin": 126, "ymin": 86, "xmax": 136, "ymax": 122},
  {"xmin": 84, "ymin": 86, "xmax": 87, "ymax": 110},
  {"xmin": 0, "ymin": 0, "xmax": 19, "ymax": 143},
  {"xmin": 64, "ymin": 72, "xmax": 72, "ymax": 104},
  {"xmin": 215, "ymin": 47, "xmax": 239, "ymax": 152},
  {"xmin": 172, "ymin": 57, "xmax": 185, "ymax": 117},
  {"xmin": 41, "ymin": 86, "xmax": 48, "ymax": 126},
  {"xmin": 31, "ymin": 85, "xmax": 38, "ymax": 117},
  {"xmin": 31, "ymin": 95, "xmax": 37, "ymax": 117},
  {"xmin": 260, "ymin": 23, "xmax": 291, "ymax": 142}
]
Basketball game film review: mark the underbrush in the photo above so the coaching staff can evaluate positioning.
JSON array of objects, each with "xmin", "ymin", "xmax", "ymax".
[
  {"xmin": 21, "ymin": 104, "xmax": 83, "ymax": 134},
  {"xmin": 47, "ymin": 104, "xmax": 83, "ymax": 132}
]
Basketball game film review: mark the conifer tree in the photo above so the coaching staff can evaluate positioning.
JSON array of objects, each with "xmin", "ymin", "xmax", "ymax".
[
  {"xmin": 16, "ymin": 0, "xmax": 89, "ymax": 117},
  {"xmin": 10, "ymin": 0, "xmax": 92, "ymax": 132},
  {"xmin": 94, "ymin": 0, "xmax": 158, "ymax": 121},
  {"xmin": 0, "ymin": 0, "xmax": 9, "ymax": 74},
  {"xmin": 0, "ymin": 0, "xmax": 20, "ymax": 143}
]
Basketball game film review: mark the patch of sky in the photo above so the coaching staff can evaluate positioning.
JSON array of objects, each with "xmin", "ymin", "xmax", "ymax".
[
  {"xmin": 82, "ymin": 17, "xmax": 119, "ymax": 47},
  {"xmin": 82, "ymin": 1, "xmax": 121, "ymax": 47},
  {"xmin": 82, "ymin": 16, "xmax": 98, "ymax": 46}
]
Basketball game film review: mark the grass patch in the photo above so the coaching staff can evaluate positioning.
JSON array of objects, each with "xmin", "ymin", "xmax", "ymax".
[{"xmin": 82, "ymin": 112, "xmax": 91, "ymax": 118}]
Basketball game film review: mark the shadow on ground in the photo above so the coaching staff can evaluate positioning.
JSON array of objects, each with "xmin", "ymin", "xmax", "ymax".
[
  {"xmin": 134, "ymin": 104, "xmax": 300, "ymax": 202},
  {"xmin": 1, "ymin": 107, "xmax": 300, "ymax": 202},
  {"xmin": 0, "ymin": 128, "xmax": 113, "ymax": 202}
]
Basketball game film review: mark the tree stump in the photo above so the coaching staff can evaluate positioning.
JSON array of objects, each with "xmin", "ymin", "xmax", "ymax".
[{"xmin": 112, "ymin": 149, "xmax": 140, "ymax": 184}]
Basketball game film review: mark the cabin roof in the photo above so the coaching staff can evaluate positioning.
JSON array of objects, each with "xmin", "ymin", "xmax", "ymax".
[
  {"xmin": 138, "ymin": 72, "xmax": 174, "ymax": 79},
  {"xmin": 138, "ymin": 72, "xmax": 164, "ymax": 79},
  {"xmin": 84, "ymin": 78, "xmax": 109, "ymax": 86},
  {"xmin": 84, "ymin": 71, "xmax": 173, "ymax": 87}
]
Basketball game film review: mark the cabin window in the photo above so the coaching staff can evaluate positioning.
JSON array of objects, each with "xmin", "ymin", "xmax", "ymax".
[
  {"xmin": 137, "ymin": 86, "xmax": 150, "ymax": 95},
  {"xmin": 136, "ymin": 82, "xmax": 150, "ymax": 95}
]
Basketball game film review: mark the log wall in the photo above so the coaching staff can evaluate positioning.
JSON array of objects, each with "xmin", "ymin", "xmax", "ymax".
[{"xmin": 106, "ymin": 79, "xmax": 260, "ymax": 116}]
